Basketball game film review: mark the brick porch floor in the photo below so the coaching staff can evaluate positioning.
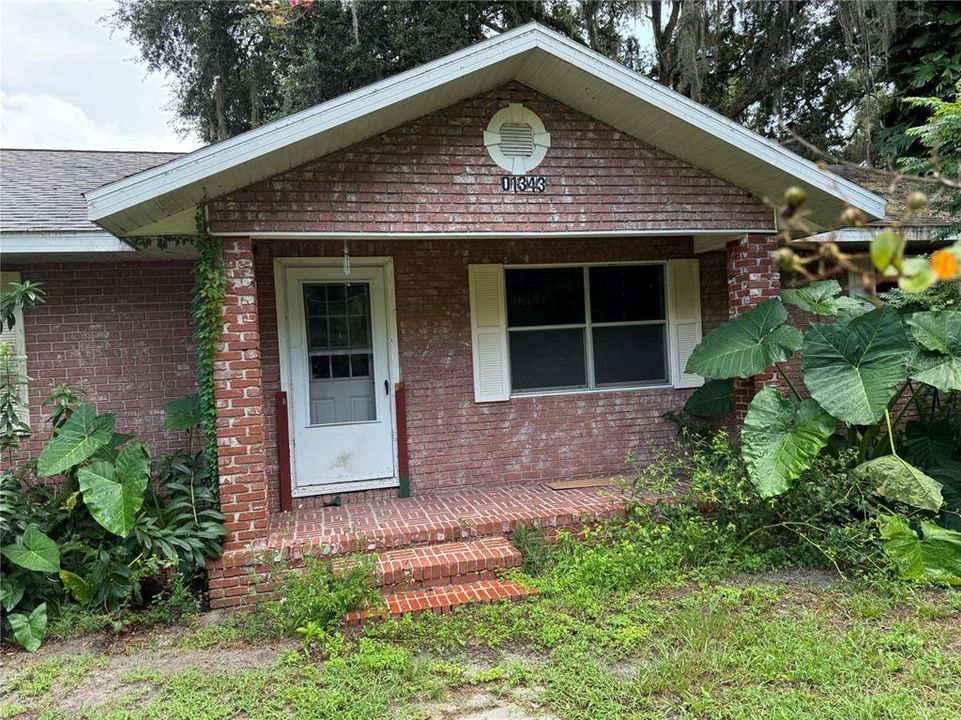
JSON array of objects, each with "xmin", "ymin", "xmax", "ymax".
[{"xmin": 263, "ymin": 482, "xmax": 628, "ymax": 557}]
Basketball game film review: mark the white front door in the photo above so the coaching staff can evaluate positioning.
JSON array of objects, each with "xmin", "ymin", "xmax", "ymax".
[{"xmin": 285, "ymin": 265, "xmax": 396, "ymax": 495}]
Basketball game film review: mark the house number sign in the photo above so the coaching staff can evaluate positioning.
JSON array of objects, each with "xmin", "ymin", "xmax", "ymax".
[{"xmin": 501, "ymin": 176, "xmax": 547, "ymax": 193}]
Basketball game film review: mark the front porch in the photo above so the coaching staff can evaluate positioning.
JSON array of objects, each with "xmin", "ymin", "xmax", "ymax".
[
  {"xmin": 264, "ymin": 482, "xmax": 628, "ymax": 556},
  {"xmin": 209, "ymin": 480, "xmax": 629, "ymax": 610}
]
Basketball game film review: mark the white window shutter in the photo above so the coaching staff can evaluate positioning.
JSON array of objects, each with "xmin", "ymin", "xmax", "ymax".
[
  {"xmin": 0, "ymin": 271, "xmax": 29, "ymax": 426},
  {"xmin": 468, "ymin": 264, "xmax": 510, "ymax": 402},
  {"xmin": 667, "ymin": 259, "xmax": 704, "ymax": 389}
]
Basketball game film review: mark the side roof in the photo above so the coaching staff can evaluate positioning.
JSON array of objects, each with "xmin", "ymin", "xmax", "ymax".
[
  {"xmin": 87, "ymin": 22, "xmax": 886, "ymax": 237},
  {"xmin": 1, "ymin": 149, "xmax": 181, "ymax": 232}
]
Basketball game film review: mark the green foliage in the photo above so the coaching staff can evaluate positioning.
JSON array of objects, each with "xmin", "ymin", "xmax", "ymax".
[
  {"xmin": 192, "ymin": 209, "xmax": 226, "ymax": 480},
  {"xmin": 781, "ymin": 279, "xmax": 866, "ymax": 316},
  {"xmin": 36, "ymin": 402, "xmax": 115, "ymax": 478},
  {"xmin": 801, "ymin": 306, "xmax": 913, "ymax": 426},
  {"xmin": 907, "ymin": 310, "xmax": 961, "ymax": 392},
  {"xmin": 880, "ymin": 515, "xmax": 961, "ymax": 584},
  {"xmin": 685, "ymin": 298, "xmax": 803, "ymax": 379},
  {"xmin": 682, "ymin": 378, "xmax": 734, "ymax": 417},
  {"xmin": 855, "ymin": 455, "xmax": 943, "ymax": 512},
  {"xmin": 263, "ymin": 555, "xmax": 382, "ymax": 636},
  {"xmin": 7, "ymin": 603, "xmax": 47, "ymax": 653},
  {"xmin": 635, "ymin": 432, "xmax": 885, "ymax": 575},
  {"xmin": 161, "ymin": 393, "xmax": 203, "ymax": 432},
  {"xmin": 0, "ymin": 345, "xmax": 30, "ymax": 460},
  {"xmin": 0, "ymin": 280, "xmax": 45, "ymax": 333},
  {"xmin": 0, "ymin": 393, "xmax": 224, "ymax": 652},
  {"xmin": 1, "ymin": 525, "xmax": 60, "ymax": 574},
  {"xmin": 77, "ymin": 444, "xmax": 150, "ymax": 538},
  {"xmin": 741, "ymin": 389, "xmax": 835, "ymax": 498}
]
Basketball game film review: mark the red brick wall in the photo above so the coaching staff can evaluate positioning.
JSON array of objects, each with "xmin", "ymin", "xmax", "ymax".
[
  {"xmin": 8, "ymin": 261, "xmax": 197, "ymax": 461},
  {"xmin": 215, "ymin": 240, "xmax": 270, "ymax": 550},
  {"xmin": 254, "ymin": 238, "xmax": 729, "ymax": 509},
  {"xmin": 209, "ymin": 82, "xmax": 771, "ymax": 235}
]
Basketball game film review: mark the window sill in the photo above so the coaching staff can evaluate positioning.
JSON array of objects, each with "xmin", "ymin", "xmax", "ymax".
[{"xmin": 510, "ymin": 383, "xmax": 675, "ymax": 400}]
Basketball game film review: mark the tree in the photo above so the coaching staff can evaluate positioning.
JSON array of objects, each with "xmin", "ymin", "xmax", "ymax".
[{"xmin": 874, "ymin": 1, "xmax": 961, "ymax": 165}]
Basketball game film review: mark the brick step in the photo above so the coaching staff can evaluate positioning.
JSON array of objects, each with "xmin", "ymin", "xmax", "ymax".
[
  {"xmin": 345, "ymin": 579, "xmax": 536, "ymax": 626},
  {"xmin": 372, "ymin": 536, "xmax": 522, "ymax": 590}
]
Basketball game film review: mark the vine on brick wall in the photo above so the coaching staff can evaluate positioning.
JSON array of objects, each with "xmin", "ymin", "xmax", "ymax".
[{"xmin": 192, "ymin": 205, "xmax": 226, "ymax": 479}]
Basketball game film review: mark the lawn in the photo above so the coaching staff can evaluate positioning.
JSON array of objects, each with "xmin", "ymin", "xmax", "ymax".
[{"xmin": 2, "ymin": 519, "xmax": 960, "ymax": 720}]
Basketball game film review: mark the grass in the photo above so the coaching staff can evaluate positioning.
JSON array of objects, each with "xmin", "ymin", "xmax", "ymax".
[{"xmin": 3, "ymin": 517, "xmax": 960, "ymax": 719}]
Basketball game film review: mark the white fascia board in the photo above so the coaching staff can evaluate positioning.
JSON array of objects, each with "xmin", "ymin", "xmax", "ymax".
[
  {"xmin": 86, "ymin": 25, "xmax": 542, "ymax": 223},
  {"xmin": 528, "ymin": 32, "xmax": 887, "ymax": 219},
  {"xmin": 0, "ymin": 231, "xmax": 133, "ymax": 254}
]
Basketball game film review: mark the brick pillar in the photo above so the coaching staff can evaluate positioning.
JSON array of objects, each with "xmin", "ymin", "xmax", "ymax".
[
  {"xmin": 215, "ymin": 238, "xmax": 268, "ymax": 551},
  {"xmin": 727, "ymin": 233, "xmax": 781, "ymax": 422}
]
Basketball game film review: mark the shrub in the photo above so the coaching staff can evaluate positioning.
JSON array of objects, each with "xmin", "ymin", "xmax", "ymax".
[
  {"xmin": 263, "ymin": 555, "xmax": 382, "ymax": 636},
  {"xmin": 628, "ymin": 430, "xmax": 886, "ymax": 576}
]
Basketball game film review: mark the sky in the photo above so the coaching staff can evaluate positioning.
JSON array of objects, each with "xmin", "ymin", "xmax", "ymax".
[{"xmin": 0, "ymin": 0, "xmax": 202, "ymax": 151}]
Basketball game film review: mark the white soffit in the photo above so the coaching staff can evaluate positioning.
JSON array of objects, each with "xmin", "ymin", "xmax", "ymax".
[{"xmin": 87, "ymin": 23, "xmax": 886, "ymax": 236}]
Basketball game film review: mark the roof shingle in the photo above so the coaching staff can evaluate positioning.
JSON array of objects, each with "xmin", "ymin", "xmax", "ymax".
[{"xmin": 0, "ymin": 149, "xmax": 181, "ymax": 232}]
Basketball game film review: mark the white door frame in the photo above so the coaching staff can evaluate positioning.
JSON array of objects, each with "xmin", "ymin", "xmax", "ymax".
[{"xmin": 274, "ymin": 257, "xmax": 401, "ymax": 495}]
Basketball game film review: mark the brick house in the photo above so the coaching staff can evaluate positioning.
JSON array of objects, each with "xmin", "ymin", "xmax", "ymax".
[{"xmin": 2, "ymin": 24, "xmax": 886, "ymax": 609}]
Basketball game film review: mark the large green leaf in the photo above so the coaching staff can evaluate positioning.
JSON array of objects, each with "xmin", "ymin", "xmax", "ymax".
[
  {"xmin": 854, "ymin": 455, "xmax": 943, "ymax": 512},
  {"xmin": 801, "ymin": 306, "xmax": 913, "ymax": 425},
  {"xmin": 781, "ymin": 280, "xmax": 867, "ymax": 316},
  {"xmin": 8, "ymin": 602, "xmax": 48, "ymax": 652},
  {"xmin": 904, "ymin": 420, "xmax": 955, "ymax": 471},
  {"xmin": 60, "ymin": 570, "xmax": 92, "ymax": 605},
  {"xmin": 77, "ymin": 443, "xmax": 149, "ymax": 538},
  {"xmin": 0, "ymin": 524, "xmax": 60, "ymax": 573},
  {"xmin": 686, "ymin": 299, "xmax": 803, "ymax": 379},
  {"xmin": 161, "ymin": 394, "xmax": 202, "ymax": 431},
  {"xmin": 36, "ymin": 403, "xmax": 114, "ymax": 477},
  {"xmin": 880, "ymin": 515, "xmax": 961, "ymax": 585},
  {"xmin": 0, "ymin": 575, "xmax": 25, "ymax": 612},
  {"xmin": 932, "ymin": 462, "xmax": 961, "ymax": 532},
  {"xmin": 683, "ymin": 379, "xmax": 734, "ymax": 417},
  {"xmin": 741, "ymin": 388, "xmax": 835, "ymax": 498},
  {"xmin": 907, "ymin": 311, "xmax": 961, "ymax": 392}
]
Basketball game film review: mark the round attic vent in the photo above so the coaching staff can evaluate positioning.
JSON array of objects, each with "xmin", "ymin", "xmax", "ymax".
[{"xmin": 483, "ymin": 104, "xmax": 551, "ymax": 174}]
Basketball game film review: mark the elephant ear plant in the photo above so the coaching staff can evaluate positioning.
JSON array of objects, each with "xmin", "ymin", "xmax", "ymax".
[
  {"xmin": 0, "ymin": 394, "xmax": 226, "ymax": 652},
  {"xmin": 684, "ymin": 246, "xmax": 961, "ymax": 584}
]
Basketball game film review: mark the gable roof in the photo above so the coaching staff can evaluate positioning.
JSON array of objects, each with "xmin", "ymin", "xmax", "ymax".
[
  {"xmin": 1, "ymin": 149, "xmax": 181, "ymax": 232},
  {"xmin": 86, "ymin": 22, "xmax": 886, "ymax": 237}
]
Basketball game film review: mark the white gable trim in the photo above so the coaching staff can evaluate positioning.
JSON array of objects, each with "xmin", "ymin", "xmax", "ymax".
[{"xmin": 87, "ymin": 23, "xmax": 886, "ymax": 236}]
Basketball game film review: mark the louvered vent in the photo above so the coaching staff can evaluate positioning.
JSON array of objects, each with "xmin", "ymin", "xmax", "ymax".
[{"xmin": 498, "ymin": 122, "xmax": 535, "ymax": 158}]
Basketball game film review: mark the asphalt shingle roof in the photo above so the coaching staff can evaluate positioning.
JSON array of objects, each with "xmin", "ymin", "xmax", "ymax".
[{"xmin": 0, "ymin": 149, "xmax": 181, "ymax": 232}]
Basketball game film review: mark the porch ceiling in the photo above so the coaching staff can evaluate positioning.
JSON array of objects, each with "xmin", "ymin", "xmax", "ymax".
[{"xmin": 86, "ymin": 23, "xmax": 885, "ymax": 238}]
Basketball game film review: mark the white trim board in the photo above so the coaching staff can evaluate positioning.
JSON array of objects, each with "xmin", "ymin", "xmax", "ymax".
[{"xmin": 87, "ymin": 23, "xmax": 886, "ymax": 236}]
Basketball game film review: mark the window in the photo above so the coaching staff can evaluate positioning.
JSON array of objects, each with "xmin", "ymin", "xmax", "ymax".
[
  {"xmin": 0, "ymin": 271, "xmax": 29, "ymax": 427},
  {"xmin": 505, "ymin": 265, "xmax": 668, "ymax": 393}
]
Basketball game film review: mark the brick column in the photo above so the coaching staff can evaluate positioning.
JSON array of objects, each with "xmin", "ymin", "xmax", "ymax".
[
  {"xmin": 215, "ymin": 238, "xmax": 268, "ymax": 551},
  {"xmin": 727, "ymin": 233, "xmax": 781, "ymax": 421}
]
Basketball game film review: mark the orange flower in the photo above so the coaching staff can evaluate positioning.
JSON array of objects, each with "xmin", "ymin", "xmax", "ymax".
[{"xmin": 930, "ymin": 249, "xmax": 960, "ymax": 281}]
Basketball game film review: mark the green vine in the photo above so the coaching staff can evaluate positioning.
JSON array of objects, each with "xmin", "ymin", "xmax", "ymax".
[{"xmin": 192, "ymin": 205, "xmax": 226, "ymax": 480}]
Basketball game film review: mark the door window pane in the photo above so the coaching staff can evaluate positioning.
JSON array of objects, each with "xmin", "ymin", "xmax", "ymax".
[
  {"xmin": 589, "ymin": 265, "xmax": 664, "ymax": 323},
  {"xmin": 506, "ymin": 268, "xmax": 585, "ymax": 327},
  {"xmin": 509, "ymin": 328, "xmax": 586, "ymax": 391},
  {"xmin": 303, "ymin": 282, "xmax": 376, "ymax": 425},
  {"xmin": 593, "ymin": 325, "xmax": 667, "ymax": 385}
]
